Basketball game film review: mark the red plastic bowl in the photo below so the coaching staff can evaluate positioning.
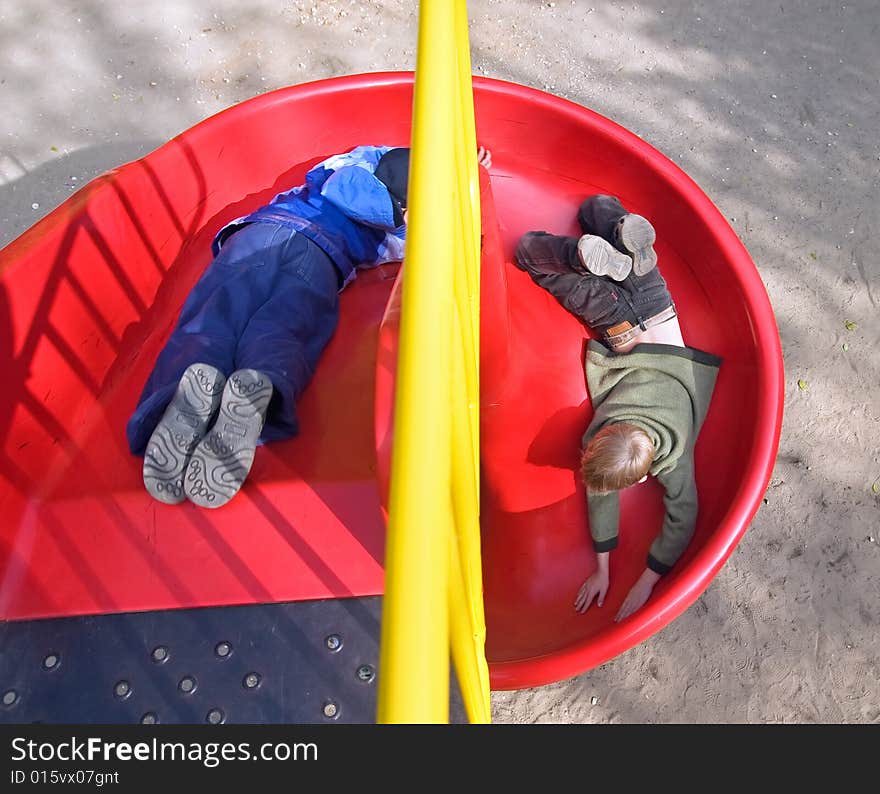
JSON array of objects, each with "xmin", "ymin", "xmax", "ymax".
[{"xmin": 0, "ymin": 74, "xmax": 783, "ymax": 692}]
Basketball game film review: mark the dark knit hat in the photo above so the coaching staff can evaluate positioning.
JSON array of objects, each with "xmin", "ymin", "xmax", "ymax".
[{"xmin": 374, "ymin": 147, "xmax": 410, "ymax": 226}]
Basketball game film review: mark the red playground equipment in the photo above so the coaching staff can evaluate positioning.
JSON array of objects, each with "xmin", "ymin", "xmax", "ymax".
[{"xmin": 0, "ymin": 74, "xmax": 783, "ymax": 714}]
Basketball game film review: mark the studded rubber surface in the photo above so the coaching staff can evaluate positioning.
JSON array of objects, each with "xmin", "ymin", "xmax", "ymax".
[{"xmin": 0, "ymin": 597, "xmax": 384, "ymax": 724}]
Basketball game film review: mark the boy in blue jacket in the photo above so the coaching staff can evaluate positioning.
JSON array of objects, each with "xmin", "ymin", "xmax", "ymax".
[{"xmin": 127, "ymin": 145, "xmax": 412, "ymax": 509}]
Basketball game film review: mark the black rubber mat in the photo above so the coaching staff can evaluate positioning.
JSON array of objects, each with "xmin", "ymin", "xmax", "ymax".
[{"xmin": 0, "ymin": 597, "xmax": 383, "ymax": 724}]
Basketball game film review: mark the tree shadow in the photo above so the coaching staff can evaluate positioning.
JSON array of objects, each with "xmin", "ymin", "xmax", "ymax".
[{"xmin": 0, "ymin": 142, "xmax": 164, "ymax": 248}]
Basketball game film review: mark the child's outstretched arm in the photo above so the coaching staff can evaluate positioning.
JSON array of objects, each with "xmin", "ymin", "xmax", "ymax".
[
  {"xmin": 615, "ymin": 458, "xmax": 698, "ymax": 621},
  {"xmin": 575, "ymin": 488, "xmax": 619, "ymax": 614},
  {"xmin": 650, "ymin": 457, "xmax": 699, "ymax": 574},
  {"xmin": 575, "ymin": 551, "xmax": 609, "ymax": 613},
  {"xmin": 615, "ymin": 568, "xmax": 662, "ymax": 621}
]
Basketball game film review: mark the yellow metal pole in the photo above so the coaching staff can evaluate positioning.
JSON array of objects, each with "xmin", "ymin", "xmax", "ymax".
[
  {"xmin": 449, "ymin": 530, "xmax": 490, "ymax": 723},
  {"xmin": 454, "ymin": 0, "xmax": 482, "ymax": 321},
  {"xmin": 448, "ymin": 0, "xmax": 491, "ymax": 723},
  {"xmin": 453, "ymin": 2, "xmax": 482, "ymax": 548},
  {"xmin": 449, "ymin": 302, "xmax": 491, "ymax": 722},
  {"xmin": 377, "ymin": 0, "xmax": 456, "ymax": 724}
]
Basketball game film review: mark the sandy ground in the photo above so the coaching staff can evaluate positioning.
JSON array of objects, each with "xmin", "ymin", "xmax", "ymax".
[{"xmin": 1, "ymin": 1, "xmax": 878, "ymax": 723}]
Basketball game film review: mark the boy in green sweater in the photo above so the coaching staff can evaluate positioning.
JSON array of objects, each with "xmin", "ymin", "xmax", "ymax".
[{"xmin": 514, "ymin": 195, "xmax": 721, "ymax": 621}]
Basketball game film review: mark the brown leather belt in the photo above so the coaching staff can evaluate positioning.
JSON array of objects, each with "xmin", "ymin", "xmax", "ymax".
[{"xmin": 604, "ymin": 304, "xmax": 678, "ymax": 349}]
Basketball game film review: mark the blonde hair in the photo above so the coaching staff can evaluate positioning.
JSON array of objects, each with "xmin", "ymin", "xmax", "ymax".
[{"xmin": 581, "ymin": 422, "xmax": 654, "ymax": 493}]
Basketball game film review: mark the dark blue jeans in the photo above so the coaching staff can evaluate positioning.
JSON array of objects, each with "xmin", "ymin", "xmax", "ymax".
[
  {"xmin": 127, "ymin": 222, "xmax": 340, "ymax": 455},
  {"xmin": 514, "ymin": 195, "xmax": 672, "ymax": 335}
]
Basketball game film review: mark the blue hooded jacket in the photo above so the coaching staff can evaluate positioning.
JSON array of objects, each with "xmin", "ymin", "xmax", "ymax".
[{"xmin": 213, "ymin": 145, "xmax": 408, "ymax": 286}]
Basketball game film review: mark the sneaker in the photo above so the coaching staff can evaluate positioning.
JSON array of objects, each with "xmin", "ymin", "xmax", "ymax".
[
  {"xmin": 615, "ymin": 214, "xmax": 657, "ymax": 276},
  {"xmin": 577, "ymin": 234, "xmax": 633, "ymax": 281},
  {"xmin": 143, "ymin": 363, "xmax": 226, "ymax": 505},
  {"xmin": 184, "ymin": 369, "xmax": 273, "ymax": 509}
]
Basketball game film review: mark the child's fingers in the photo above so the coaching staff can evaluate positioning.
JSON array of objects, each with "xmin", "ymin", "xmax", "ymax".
[{"xmin": 576, "ymin": 586, "xmax": 598, "ymax": 613}]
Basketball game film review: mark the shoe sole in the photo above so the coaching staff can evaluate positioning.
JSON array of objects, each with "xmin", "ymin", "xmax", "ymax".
[
  {"xmin": 577, "ymin": 234, "xmax": 632, "ymax": 281},
  {"xmin": 618, "ymin": 214, "xmax": 657, "ymax": 276},
  {"xmin": 185, "ymin": 369, "xmax": 273, "ymax": 509},
  {"xmin": 143, "ymin": 363, "xmax": 226, "ymax": 505}
]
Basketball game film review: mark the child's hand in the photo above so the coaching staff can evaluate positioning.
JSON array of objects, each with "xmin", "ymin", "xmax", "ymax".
[
  {"xmin": 574, "ymin": 569, "xmax": 609, "ymax": 613},
  {"xmin": 615, "ymin": 568, "xmax": 662, "ymax": 622},
  {"xmin": 477, "ymin": 146, "xmax": 492, "ymax": 169}
]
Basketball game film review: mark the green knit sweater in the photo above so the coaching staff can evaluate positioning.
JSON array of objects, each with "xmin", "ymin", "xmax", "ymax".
[{"xmin": 582, "ymin": 340, "xmax": 721, "ymax": 574}]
